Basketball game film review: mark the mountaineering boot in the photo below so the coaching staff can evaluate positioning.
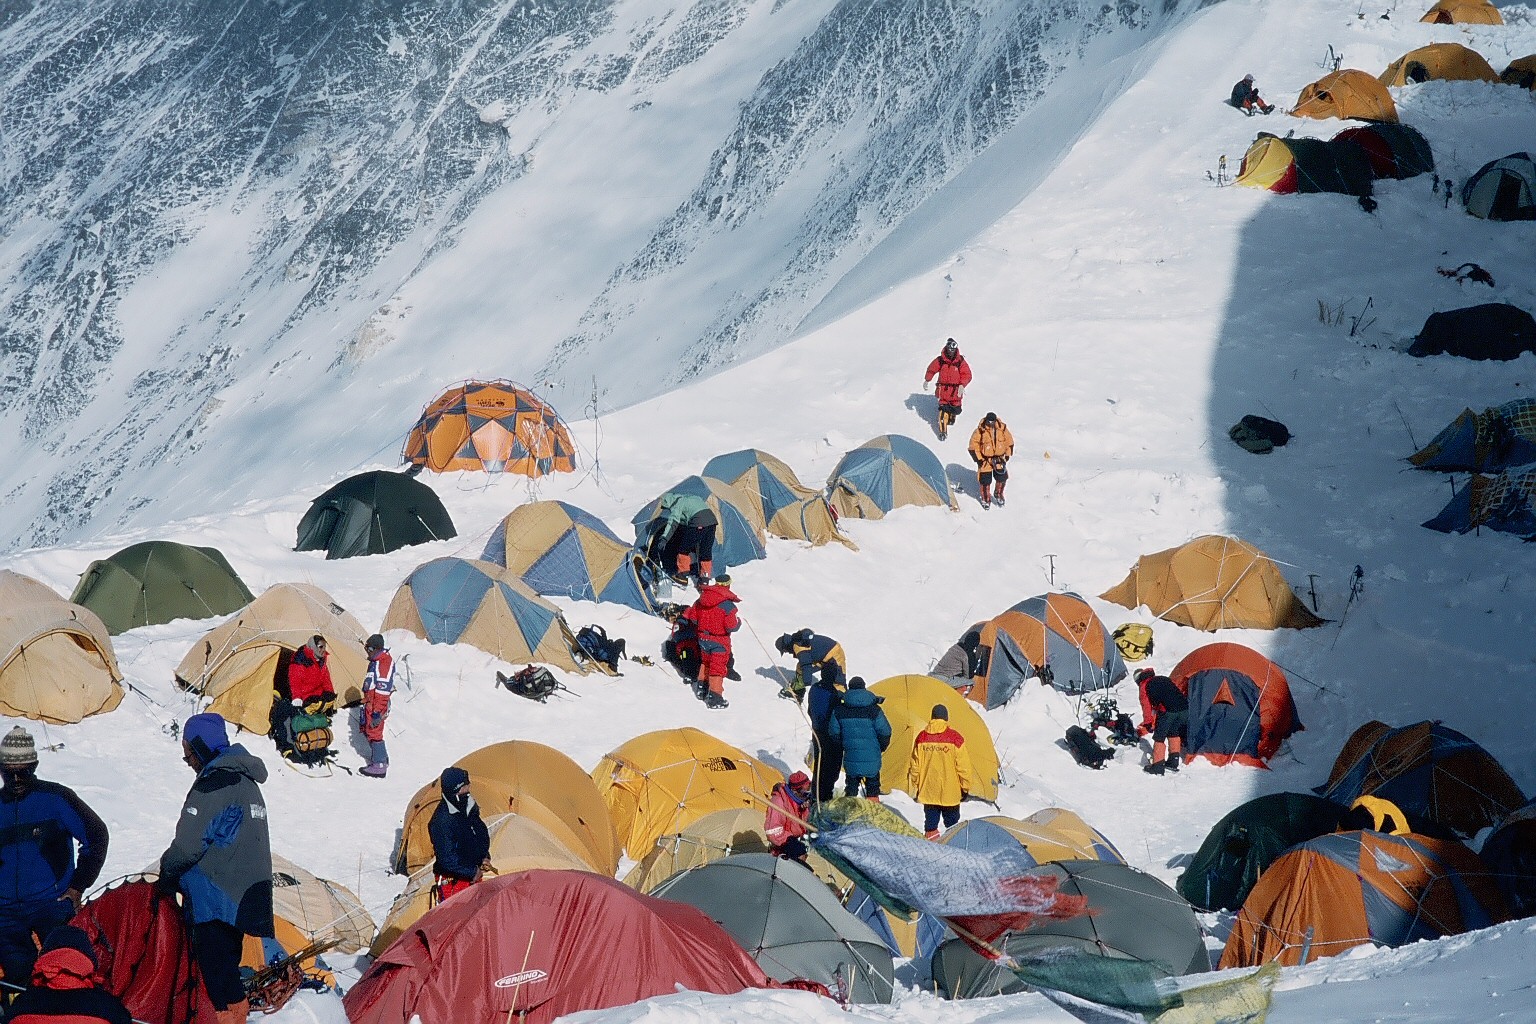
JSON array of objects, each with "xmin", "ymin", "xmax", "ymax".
[
  {"xmin": 1143, "ymin": 761, "xmax": 1165, "ymax": 776},
  {"xmin": 994, "ymin": 482, "xmax": 1006, "ymax": 507},
  {"xmin": 1163, "ymin": 757, "xmax": 1180, "ymax": 772},
  {"xmin": 361, "ymin": 762, "xmax": 388, "ymax": 778},
  {"xmin": 925, "ymin": 830, "xmax": 941, "ymax": 841},
  {"xmin": 704, "ymin": 692, "xmax": 730, "ymax": 710}
]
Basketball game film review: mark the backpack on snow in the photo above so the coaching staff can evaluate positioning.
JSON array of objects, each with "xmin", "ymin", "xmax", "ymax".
[
  {"xmin": 574, "ymin": 624, "xmax": 626, "ymax": 673},
  {"xmin": 1065, "ymin": 725, "xmax": 1113, "ymax": 770},
  {"xmin": 1111, "ymin": 623, "xmax": 1155, "ymax": 662},
  {"xmin": 284, "ymin": 712, "xmax": 334, "ymax": 765},
  {"xmin": 497, "ymin": 666, "xmax": 560, "ymax": 703}
]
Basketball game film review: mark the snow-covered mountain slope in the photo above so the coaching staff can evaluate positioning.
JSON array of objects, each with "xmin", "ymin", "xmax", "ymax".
[
  {"xmin": 3, "ymin": 0, "xmax": 1536, "ymax": 1020},
  {"xmin": 0, "ymin": 0, "xmax": 1204, "ymax": 551}
]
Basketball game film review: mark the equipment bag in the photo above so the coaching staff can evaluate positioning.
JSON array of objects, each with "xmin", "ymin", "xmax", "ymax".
[
  {"xmin": 286, "ymin": 712, "xmax": 333, "ymax": 765},
  {"xmin": 498, "ymin": 666, "xmax": 560, "ymax": 702},
  {"xmin": 1065, "ymin": 726, "xmax": 1113, "ymax": 769},
  {"xmin": 1112, "ymin": 623, "xmax": 1155, "ymax": 662},
  {"xmin": 575, "ymin": 624, "xmax": 626, "ymax": 673}
]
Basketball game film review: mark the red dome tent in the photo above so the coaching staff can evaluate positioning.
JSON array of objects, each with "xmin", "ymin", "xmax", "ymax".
[
  {"xmin": 1170, "ymin": 643, "xmax": 1302, "ymax": 768},
  {"xmin": 71, "ymin": 880, "xmax": 216, "ymax": 1024},
  {"xmin": 345, "ymin": 870, "xmax": 789, "ymax": 1024}
]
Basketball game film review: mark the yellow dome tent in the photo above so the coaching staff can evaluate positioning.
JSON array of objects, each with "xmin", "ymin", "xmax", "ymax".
[
  {"xmin": 174, "ymin": 582, "xmax": 370, "ymax": 735},
  {"xmin": 1379, "ymin": 43, "xmax": 1499, "ymax": 86},
  {"xmin": 1502, "ymin": 55, "xmax": 1536, "ymax": 89},
  {"xmin": 975, "ymin": 809, "xmax": 1127, "ymax": 865},
  {"xmin": 1292, "ymin": 69, "xmax": 1398, "ymax": 123},
  {"xmin": 372, "ymin": 813, "xmax": 594, "ymax": 956},
  {"xmin": 592, "ymin": 728, "xmax": 782, "ymax": 859},
  {"xmin": 393, "ymin": 740, "xmax": 619, "ymax": 876},
  {"xmin": 402, "ymin": 379, "xmax": 576, "ymax": 477},
  {"xmin": 621, "ymin": 806, "xmax": 846, "ymax": 894},
  {"xmin": 1100, "ymin": 534, "xmax": 1325, "ymax": 632},
  {"xmin": 868, "ymin": 675, "xmax": 1000, "ymax": 802},
  {"xmin": 0, "ymin": 571, "xmax": 123, "ymax": 724},
  {"xmin": 1421, "ymin": 0, "xmax": 1503, "ymax": 24}
]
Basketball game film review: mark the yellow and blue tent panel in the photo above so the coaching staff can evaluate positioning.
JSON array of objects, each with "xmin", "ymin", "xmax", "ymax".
[
  {"xmin": 826, "ymin": 435, "xmax": 956, "ymax": 520},
  {"xmin": 380, "ymin": 557, "xmax": 586, "ymax": 672},
  {"xmin": 702, "ymin": 449, "xmax": 855, "ymax": 549},
  {"xmin": 482, "ymin": 500, "xmax": 653, "ymax": 614}
]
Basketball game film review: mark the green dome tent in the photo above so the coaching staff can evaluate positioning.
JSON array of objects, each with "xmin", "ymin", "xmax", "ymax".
[
  {"xmin": 652, "ymin": 853, "xmax": 895, "ymax": 1003},
  {"xmin": 931, "ymin": 861, "xmax": 1207, "ymax": 1000},
  {"xmin": 70, "ymin": 541, "xmax": 256, "ymax": 635},
  {"xmin": 1177, "ymin": 793, "xmax": 1348, "ymax": 912},
  {"xmin": 294, "ymin": 470, "xmax": 456, "ymax": 559}
]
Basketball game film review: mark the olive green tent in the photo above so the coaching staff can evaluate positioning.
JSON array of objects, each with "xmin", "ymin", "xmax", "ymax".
[
  {"xmin": 1177, "ymin": 793, "xmax": 1348, "ymax": 912},
  {"xmin": 70, "ymin": 541, "xmax": 256, "ymax": 635}
]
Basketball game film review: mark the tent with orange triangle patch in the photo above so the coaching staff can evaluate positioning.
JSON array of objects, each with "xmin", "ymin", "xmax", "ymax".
[{"xmin": 1169, "ymin": 643, "xmax": 1302, "ymax": 768}]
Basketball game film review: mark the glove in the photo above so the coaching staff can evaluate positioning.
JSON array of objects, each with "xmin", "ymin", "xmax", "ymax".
[
  {"xmin": 153, "ymin": 874, "xmax": 179, "ymax": 898},
  {"xmin": 922, "ymin": 379, "xmax": 931, "ymax": 392},
  {"xmin": 367, "ymin": 711, "xmax": 384, "ymax": 730},
  {"xmin": 972, "ymin": 454, "xmax": 983, "ymax": 466},
  {"xmin": 955, "ymin": 385, "xmax": 965, "ymax": 400},
  {"xmin": 1137, "ymin": 724, "xmax": 1151, "ymax": 738},
  {"xmin": 291, "ymin": 698, "xmax": 303, "ymax": 707}
]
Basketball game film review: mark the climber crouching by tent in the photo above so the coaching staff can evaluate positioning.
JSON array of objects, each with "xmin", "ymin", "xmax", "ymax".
[
  {"xmin": 5, "ymin": 925, "xmax": 132, "ymax": 1024},
  {"xmin": 643, "ymin": 492, "xmax": 720, "ymax": 585},
  {"xmin": 765, "ymin": 772, "xmax": 813, "ymax": 863},
  {"xmin": 1135, "ymin": 667, "xmax": 1187, "ymax": 776},
  {"xmin": 1229, "ymin": 74, "xmax": 1274, "ymax": 115},
  {"xmin": 774, "ymin": 629, "xmax": 847, "ymax": 705}
]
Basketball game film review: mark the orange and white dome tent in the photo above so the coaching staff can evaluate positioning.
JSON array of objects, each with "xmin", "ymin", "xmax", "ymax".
[{"xmin": 402, "ymin": 380, "xmax": 576, "ymax": 477}]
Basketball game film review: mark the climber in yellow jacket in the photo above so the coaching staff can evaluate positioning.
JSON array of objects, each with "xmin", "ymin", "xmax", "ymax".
[
  {"xmin": 967, "ymin": 412, "xmax": 1015, "ymax": 510},
  {"xmin": 907, "ymin": 704, "xmax": 976, "ymax": 839}
]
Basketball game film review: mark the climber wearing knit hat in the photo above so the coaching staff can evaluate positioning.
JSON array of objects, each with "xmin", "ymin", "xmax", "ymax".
[
  {"xmin": 0, "ymin": 726, "xmax": 110, "ymax": 987},
  {"xmin": 907, "ymin": 704, "xmax": 975, "ymax": 839}
]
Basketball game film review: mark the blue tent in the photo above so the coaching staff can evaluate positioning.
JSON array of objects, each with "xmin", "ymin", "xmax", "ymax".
[
  {"xmin": 482, "ymin": 500, "xmax": 653, "ymax": 613},
  {"xmin": 631, "ymin": 475, "xmax": 767, "ymax": 570},
  {"xmin": 1409, "ymin": 398, "xmax": 1536, "ymax": 473},
  {"xmin": 1423, "ymin": 466, "xmax": 1536, "ymax": 539},
  {"xmin": 826, "ymin": 435, "xmax": 955, "ymax": 520}
]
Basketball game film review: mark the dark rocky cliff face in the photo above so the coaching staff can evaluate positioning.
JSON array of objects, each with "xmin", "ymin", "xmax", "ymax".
[{"xmin": 0, "ymin": 0, "xmax": 1201, "ymax": 549}]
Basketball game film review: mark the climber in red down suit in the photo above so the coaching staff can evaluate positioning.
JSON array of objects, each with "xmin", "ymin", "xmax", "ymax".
[{"xmin": 923, "ymin": 338, "xmax": 973, "ymax": 440}]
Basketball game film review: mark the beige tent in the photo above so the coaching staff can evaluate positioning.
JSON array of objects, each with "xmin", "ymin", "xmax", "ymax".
[
  {"xmin": 621, "ymin": 806, "xmax": 846, "ymax": 894},
  {"xmin": 371, "ymin": 814, "xmax": 594, "ymax": 956},
  {"xmin": 393, "ymin": 740, "xmax": 619, "ymax": 876},
  {"xmin": 592, "ymin": 728, "xmax": 782, "ymax": 859},
  {"xmin": 174, "ymin": 582, "xmax": 370, "ymax": 734},
  {"xmin": 1421, "ymin": 0, "xmax": 1503, "ymax": 24},
  {"xmin": 1379, "ymin": 43, "xmax": 1499, "ymax": 86},
  {"xmin": 702, "ymin": 449, "xmax": 856, "ymax": 549},
  {"xmin": 0, "ymin": 571, "xmax": 123, "ymax": 724},
  {"xmin": 271, "ymin": 853, "xmax": 376, "ymax": 954},
  {"xmin": 973, "ymin": 810, "xmax": 1127, "ymax": 866},
  {"xmin": 1292, "ymin": 69, "xmax": 1399, "ymax": 123},
  {"xmin": 381, "ymin": 557, "xmax": 587, "ymax": 672},
  {"xmin": 1101, "ymin": 534, "xmax": 1325, "ymax": 632}
]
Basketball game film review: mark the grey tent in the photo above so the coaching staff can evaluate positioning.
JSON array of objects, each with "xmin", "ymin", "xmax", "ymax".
[
  {"xmin": 1408, "ymin": 304, "xmax": 1536, "ymax": 361},
  {"xmin": 651, "ymin": 853, "xmax": 895, "ymax": 1003},
  {"xmin": 1462, "ymin": 153, "xmax": 1536, "ymax": 221},
  {"xmin": 294, "ymin": 470, "xmax": 456, "ymax": 559},
  {"xmin": 1176, "ymin": 793, "xmax": 1348, "ymax": 912},
  {"xmin": 931, "ymin": 860, "xmax": 1207, "ymax": 1000}
]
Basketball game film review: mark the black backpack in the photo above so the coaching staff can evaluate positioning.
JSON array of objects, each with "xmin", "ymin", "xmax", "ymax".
[
  {"xmin": 575, "ymin": 624, "xmax": 626, "ymax": 673},
  {"xmin": 497, "ymin": 666, "xmax": 560, "ymax": 702},
  {"xmin": 1065, "ymin": 726, "xmax": 1113, "ymax": 769}
]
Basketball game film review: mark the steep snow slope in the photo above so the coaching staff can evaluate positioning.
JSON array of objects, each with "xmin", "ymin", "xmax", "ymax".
[
  {"xmin": 0, "ymin": 0, "xmax": 1203, "ymax": 551},
  {"xmin": 2, "ymin": 0, "xmax": 1536, "ymax": 1020}
]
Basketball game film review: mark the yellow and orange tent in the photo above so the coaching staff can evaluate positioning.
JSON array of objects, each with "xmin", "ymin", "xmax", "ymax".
[
  {"xmin": 402, "ymin": 380, "xmax": 575, "ymax": 476},
  {"xmin": 1379, "ymin": 43, "xmax": 1499, "ymax": 86},
  {"xmin": 1421, "ymin": 0, "xmax": 1502, "ymax": 24},
  {"xmin": 1292, "ymin": 70, "xmax": 1398, "ymax": 123}
]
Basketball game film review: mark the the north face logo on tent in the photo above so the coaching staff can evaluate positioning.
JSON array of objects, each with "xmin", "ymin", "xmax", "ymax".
[
  {"xmin": 494, "ymin": 969, "xmax": 549, "ymax": 988},
  {"xmin": 701, "ymin": 756, "xmax": 739, "ymax": 772}
]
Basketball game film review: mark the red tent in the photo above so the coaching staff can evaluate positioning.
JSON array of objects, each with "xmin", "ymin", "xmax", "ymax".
[
  {"xmin": 70, "ymin": 880, "xmax": 216, "ymax": 1024},
  {"xmin": 345, "ymin": 869, "xmax": 790, "ymax": 1024}
]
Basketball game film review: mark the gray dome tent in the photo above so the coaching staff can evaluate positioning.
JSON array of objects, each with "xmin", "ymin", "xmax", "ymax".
[
  {"xmin": 931, "ymin": 860, "xmax": 1207, "ymax": 1000},
  {"xmin": 294, "ymin": 470, "xmax": 456, "ymax": 559},
  {"xmin": 1462, "ymin": 153, "xmax": 1536, "ymax": 221},
  {"xmin": 651, "ymin": 853, "xmax": 895, "ymax": 1003}
]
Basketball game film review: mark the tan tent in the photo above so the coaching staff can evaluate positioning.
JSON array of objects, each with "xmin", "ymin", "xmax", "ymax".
[
  {"xmin": 1293, "ymin": 70, "xmax": 1399, "ymax": 123},
  {"xmin": 381, "ymin": 557, "xmax": 587, "ymax": 672},
  {"xmin": 371, "ymin": 814, "xmax": 594, "ymax": 956},
  {"xmin": 869, "ymin": 675, "xmax": 1000, "ymax": 802},
  {"xmin": 393, "ymin": 740, "xmax": 619, "ymax": 876},
  {"xmin": 592, "ymin": 728, "xmax": 782, "ymax": 859},
  {"xmin": 0, "ymin": 571, "xmax": 123, "ymax": 724},
  {"xmin": 271, "ymin": 853, "xmax": 376, "ymax": 954},
  {"xmin": 702, "ymin": 449, "xmax": 856, "ymax": 549},
  {"xmin": 1421, "ymin": 0, "xmax": 1503, "ymax": 24},
  {"xmin": 621, "ymin": 806, "xmax": 846, "ymax": 894},
  {"xmin": 174, "ymin": 583, "xmax": 369, "ymax": 735},
  {"xmin": 1502, "ymin": 55, "xmax": 1536, "ymax": 89},
  {"xmin": 1101, "ymin": 534, "xmax": 1325, "ymax": 632},
  {"xmin": 975, "ymin": 810, "xmax": 1127, "ymax": 866},
  {"xmin": 1379, "ymin": 43, "xmax": 1499, "ymax": 86}
]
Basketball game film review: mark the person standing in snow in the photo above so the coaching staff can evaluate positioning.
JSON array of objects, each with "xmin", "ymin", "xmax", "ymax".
[
  {"xmin": 682, "ymin": 574, "xmax": 741, "ymax": 710},
  {"xmin": 968, "ymin": 411, "xmax": 1015, "ymax": 509},
  {"xmin": 764, "ymin": 771, "xmax": 813, "ymax": 864},
  {"xmin": 429, "ymin": 766, "xmax": 491, "ymax": 903},
  {"xmin": 1229, "ymin": 74, "xmax": 1273, "ymax": 115},
  {"xmin": 828, "ymin": 677, "xmax": 892, "ymax": 800},
  {"xmin": 0, "ymin": 727, "xmax": 109, "ymax": 988},
  {"xmin": 1134, "ymin": 667, "xmax": 1188, "ymax": 776},
  {"xmin": 358, "ymin": 634, "xmax": 394, "ymax": 779},
  {"xmin": 157, "ymin": 713, "xmax": 272, "ymax": 1024},
  {"xmin": 908, "ymin": 705, "xmax": 975, "ymax": 839},
  {"xmin": 923, "ymin": 338, "xmax": 973, "ymax": 440}
]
